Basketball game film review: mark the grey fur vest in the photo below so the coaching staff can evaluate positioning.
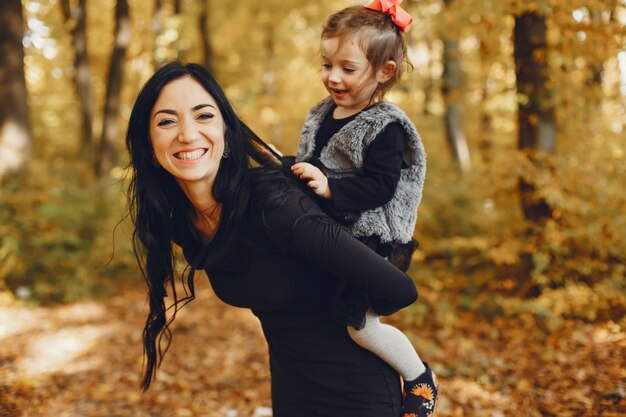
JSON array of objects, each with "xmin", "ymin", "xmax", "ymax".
[{"xmin": 296, "ymin": 96, "xmax": 426, "ymax": 244}]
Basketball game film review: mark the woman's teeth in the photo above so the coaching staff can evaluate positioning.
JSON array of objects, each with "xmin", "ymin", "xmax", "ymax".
[{"xmin": 175, "ymin": 149, "xmax": 206, "ymax": 160}]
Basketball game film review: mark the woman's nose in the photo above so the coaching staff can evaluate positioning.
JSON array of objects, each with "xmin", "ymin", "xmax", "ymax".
[{"xmin": 177, "ymin": 122, "xmax": 198, "ymax": 143}]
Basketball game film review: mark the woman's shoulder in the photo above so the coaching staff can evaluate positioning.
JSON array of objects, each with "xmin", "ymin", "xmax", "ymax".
[
  {"xmin": 249, "ymin": 170, "xmax": 326, "ymax": 230},
  {"xmin": 248, "ymin": 167, "xmax": 291, "ymax": 209}
]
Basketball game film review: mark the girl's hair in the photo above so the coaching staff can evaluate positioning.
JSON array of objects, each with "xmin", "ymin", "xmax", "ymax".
[
  {"xmin": 322, "ymin": 6, "xmax": 413, "ymax": 103},
  {"xmin": 125, "ymin": 61, "xmax": 282, "ymax": 390}
]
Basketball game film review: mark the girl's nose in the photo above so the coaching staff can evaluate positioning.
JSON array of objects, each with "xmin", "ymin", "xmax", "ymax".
[{"xmin": 328, "ymin": 68, "xmax": 341, "ymax": 84}]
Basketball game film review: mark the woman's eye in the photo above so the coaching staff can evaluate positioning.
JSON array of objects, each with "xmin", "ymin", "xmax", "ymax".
[
  {"xmin": 197, "ymin": 113, "xmax": 214, "ymax": 121},
  {"xmin": 157, "ymin": 119, "xmax": 175, "ymax": 127},
  {"xmin": 344, "ymin": 68, "xmax": 355, "ymax": 73},
  {"xmin": 321, "ymin": 64, "xmax": 331, "ymax": 69}
]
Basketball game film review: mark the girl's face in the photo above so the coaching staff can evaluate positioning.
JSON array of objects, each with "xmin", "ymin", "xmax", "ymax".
[
  {"xmin": 149, "ymin": 76, "xmax": 226, "ymax": 190},
  {"xmin": 320, "ymin": 35, "xmax": 380, "ymax": 117}
]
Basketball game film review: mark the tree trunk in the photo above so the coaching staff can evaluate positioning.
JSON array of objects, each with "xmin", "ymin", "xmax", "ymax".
[
  {"xmin": 0, "ymin": 0, "xmax": 32, "ymax": 182},
  {"xmin": 60, "ymin": 0, "xmax": 94, "ymax": 157},
  {"xmin": 477, "ymin": 36, "xmax": 495, "ymax": 165},
  {"xmin": 152, "ymin": 0, "xmax": 165, "ymax": 69},
  {"xmin": 172, "ymin": 0, "xmax": 186, "ymax": 62},
  {"xmin": 583, "ymin": 9, "xmax": 608, "ymax": 129},
  {"xmin": 199, "ymin": 0, "xmax": 212, "ymax": 73},
  {"xmin": 514, "ymin": 12, "xmax": 556, "ymax": 221},
  {"xmin": 417, "ymin": 34, "xmax": 436, "ymax": 116},
  {"xmin": 478, "ymin": 80, "xmax": 493, "ymax": 164},
  {"xmin": 96, "ymin": 0, "xmax": 130, "ymax": 176},
  {"xmin": 442, "ymin": 0, "xmax": 471, "ymax": 173},
  {"xmin": 262, "ymin": 25, "xmax": 281, "ymax": 144}
]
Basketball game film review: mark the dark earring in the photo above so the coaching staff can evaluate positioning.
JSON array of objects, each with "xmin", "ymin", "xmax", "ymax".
[{"xmin": 222, "ymin": 143, "xmax": 231, "ymax": 159}]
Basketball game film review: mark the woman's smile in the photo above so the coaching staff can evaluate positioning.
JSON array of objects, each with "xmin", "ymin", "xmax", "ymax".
[
  {"xmin": 173, "ymin": 147, "xmax": 209, "ymax": 161},
  {"xmin": 149, "ymin": 76, "xmax": 226, "ymax": 188}
]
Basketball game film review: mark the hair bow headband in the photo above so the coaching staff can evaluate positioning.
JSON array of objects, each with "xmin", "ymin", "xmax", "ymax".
[{"xmin": 364, "ymin": 0, "xmax": 413, "ymax": 32}]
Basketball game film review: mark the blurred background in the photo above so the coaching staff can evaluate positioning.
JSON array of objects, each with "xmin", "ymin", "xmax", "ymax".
[{"xmin": 0, "ymin": 0, "xmax": 625, "ymax": 416}]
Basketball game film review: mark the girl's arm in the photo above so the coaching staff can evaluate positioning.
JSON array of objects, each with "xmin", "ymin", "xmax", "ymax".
[{"xmin": 328, "ymin": 122, "xmax": 405, "ymax": 212}]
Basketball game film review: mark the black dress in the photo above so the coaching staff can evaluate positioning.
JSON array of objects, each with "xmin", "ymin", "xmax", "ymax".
[{"xmin": 181, "ymin": 179, "xmax": 417, "ymax": 417}]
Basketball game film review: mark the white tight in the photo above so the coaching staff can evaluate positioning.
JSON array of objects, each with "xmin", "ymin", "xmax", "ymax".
[{"xmin": 347, "ymin": 309, "xmax": 425, "ymax": 381}]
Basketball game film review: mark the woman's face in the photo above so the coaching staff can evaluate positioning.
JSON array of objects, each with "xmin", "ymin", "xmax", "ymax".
[{"xmin": 149, "ymin": 76, "xmax": 226, "ymax": 189}]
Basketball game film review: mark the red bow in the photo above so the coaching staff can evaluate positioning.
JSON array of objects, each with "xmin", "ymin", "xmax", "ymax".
[{"xmin": 364, "ymin": 0, "xmax": 413, "ymax": 32}]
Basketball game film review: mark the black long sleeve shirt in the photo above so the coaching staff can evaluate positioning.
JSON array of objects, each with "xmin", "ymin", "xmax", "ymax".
[
  {"xmin": 180, "ymin": 182, "xmax": 416, "ymax": 415},
  {"xmin": 311, "ymin": 109, "xmax": 406, "ymax": 212}
]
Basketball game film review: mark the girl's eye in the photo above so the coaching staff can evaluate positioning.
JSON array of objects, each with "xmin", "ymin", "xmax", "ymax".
[
  {"xmin": 321, "ymin": 64, "xmax": 331, "ymax": 69},
  {"xmin": 197, "ymin": 113, "xmax": 214, "ymax": 121},
  {"xmin": 157, "ymin": 119, "xmax": 175, "ymax": 127},
  {"xmin": 344, "ymin": 68, "xmax": 355, "ymax": 73}
]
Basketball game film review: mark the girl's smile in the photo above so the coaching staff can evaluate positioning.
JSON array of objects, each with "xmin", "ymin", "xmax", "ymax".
[
  {"xmin": 330, "ymin": 88, "xmax": 348, "ymax": 99},
  {"xmin": 320, "ymin": 35, "xmax": 380, "ymax": 118}
]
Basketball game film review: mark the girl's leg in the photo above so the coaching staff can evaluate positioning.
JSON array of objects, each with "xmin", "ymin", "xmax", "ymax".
[
  {"xmin": 347, "ymin": 309, "xmax": 425, "ymax": 380},
  {"xmin": 347, "ymin": 309, "xmax": 439, "ymax": 416}
]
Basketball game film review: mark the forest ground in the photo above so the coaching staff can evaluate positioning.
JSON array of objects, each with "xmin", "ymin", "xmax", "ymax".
[{"xmin": 0, "ymin": 274, "xmax": 624, "ymax": 417}]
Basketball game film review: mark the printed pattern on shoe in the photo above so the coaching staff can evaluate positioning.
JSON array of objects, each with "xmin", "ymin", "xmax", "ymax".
[{"xmin": 401, "ymin": 363, "xmax": 440, "ymax": 417}]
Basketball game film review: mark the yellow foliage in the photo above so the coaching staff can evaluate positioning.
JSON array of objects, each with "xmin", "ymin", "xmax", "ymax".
[{"xmin": 7, "ymin": 1, "xmax": 626, "ymax": 324}]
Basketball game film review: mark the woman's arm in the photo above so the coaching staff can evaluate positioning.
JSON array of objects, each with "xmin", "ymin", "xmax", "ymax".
[{"xmin": 260, "ymin": 189, "xmax": 417, "ymax": 315}]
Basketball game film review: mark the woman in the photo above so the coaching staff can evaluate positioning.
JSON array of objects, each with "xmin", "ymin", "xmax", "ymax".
[{"xmin": 126, "ymin": 61, "xmax": 418, "ymax": 417}]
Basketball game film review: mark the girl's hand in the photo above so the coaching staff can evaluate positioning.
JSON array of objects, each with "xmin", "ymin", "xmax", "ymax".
[{"xmin": 291, "ymin": 162, "xmax": 332, "ymax": 199}]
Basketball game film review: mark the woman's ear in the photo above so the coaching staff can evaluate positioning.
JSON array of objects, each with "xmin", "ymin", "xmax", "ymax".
[{"xmin": 377, "ymin": 61, "xmax": 397, "ymax": 84}]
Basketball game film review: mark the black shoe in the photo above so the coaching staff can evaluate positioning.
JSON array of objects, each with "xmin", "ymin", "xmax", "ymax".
[{"xmin": 401, "ymin": 362, "xmax": 440, "ymax": 417}]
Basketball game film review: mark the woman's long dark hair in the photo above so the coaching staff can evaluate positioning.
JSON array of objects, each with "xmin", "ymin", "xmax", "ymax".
[{"xmin": 125, "ymin": 62, "xmax": 283, "ymax": 390}]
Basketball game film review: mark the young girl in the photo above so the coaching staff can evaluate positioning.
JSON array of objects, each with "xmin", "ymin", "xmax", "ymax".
[{"xmin": 290, "ymin": 2, "xmax": 439, "ymax": 416}]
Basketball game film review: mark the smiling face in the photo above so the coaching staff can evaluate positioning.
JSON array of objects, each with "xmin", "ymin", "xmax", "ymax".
[
  {"xmin": 149, "ymin": 76, "xmax": 226, "ymax": 191},
  {"xmin": 320, "ymin": 35, "xmax": 380, "ymax": 118}
]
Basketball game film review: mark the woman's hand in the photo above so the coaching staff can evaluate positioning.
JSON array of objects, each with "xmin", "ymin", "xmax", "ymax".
[{"xmin": 291, "ymin": 162, "xmax": 332, "ymax": 199}]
